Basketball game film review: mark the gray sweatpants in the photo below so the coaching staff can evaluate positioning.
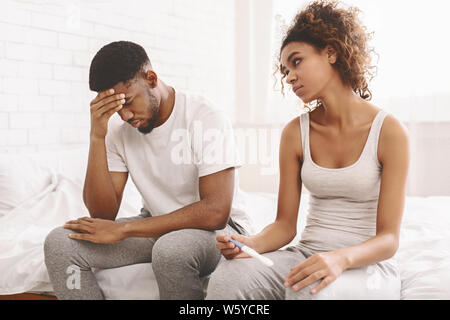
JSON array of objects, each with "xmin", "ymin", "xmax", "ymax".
[
  {"xmin": 44, "ymin": 209, "xmax": 241, "ymax": 300},
  {"xmin": 206, "ymin": 245, "xmax": 401, "ymax": 300}
]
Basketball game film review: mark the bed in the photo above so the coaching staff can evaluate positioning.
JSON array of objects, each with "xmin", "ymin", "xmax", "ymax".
[{"xmin": 1, "ymin": 146, "xmax": 449, "ymax": 300}]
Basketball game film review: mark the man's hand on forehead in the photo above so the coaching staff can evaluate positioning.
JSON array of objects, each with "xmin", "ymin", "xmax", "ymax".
[{"xmin": 89, "ymin": 88, "xmax": 126, "ymax": 140}]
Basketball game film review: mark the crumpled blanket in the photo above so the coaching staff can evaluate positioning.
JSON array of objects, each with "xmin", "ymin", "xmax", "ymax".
[{"xmin": 0, "ymin": 171, "xmax": 141, "ymax": 295}]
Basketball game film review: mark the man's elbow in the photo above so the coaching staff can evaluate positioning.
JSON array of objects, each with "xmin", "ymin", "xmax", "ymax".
[
  {"xmin": 88, "ymin": 210, "xmax": 118, "ymax": 221},
  {"xmin": 208, "ymin": 204, "xmax": 232, "ymax": 230},
  {"xmin": 85, "ymin": 200, "xmax": 119, "ymax": 220},
  {"xmin": 83, "ymin": 194, "xmax": 119, "ymax": 220}
]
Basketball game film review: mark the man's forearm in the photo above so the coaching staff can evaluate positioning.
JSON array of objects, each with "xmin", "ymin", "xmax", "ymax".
[
  {"xmin": 120, "ymin": 199, "xmax": 229, "ymax": 238},
  {"xmin": 83, "ymin": 137, "xmax": 119, "ymax": 219}
]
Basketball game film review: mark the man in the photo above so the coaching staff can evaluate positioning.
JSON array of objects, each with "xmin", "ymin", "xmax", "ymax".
[{"xmin": 44, "ymin": 41, "xmax": 252, "ymax": 300}]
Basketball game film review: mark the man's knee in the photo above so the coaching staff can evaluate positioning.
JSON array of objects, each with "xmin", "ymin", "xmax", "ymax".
[
  {"xmin": 43, "ymin": 226, "xmax": 80, "ymax": 275},
  {"xmin": 44, "ymin": 227, "xmax": 72, "ymax": 257},
  {"xmin": 152, "ymin": 229, "xmax": 215, "ymax": 260},
  {"xmin": 151, "ymin": 229, "xmax": 215, "ymax": 269}
]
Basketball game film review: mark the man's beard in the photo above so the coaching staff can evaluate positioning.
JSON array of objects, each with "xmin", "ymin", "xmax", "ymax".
[
  {"xmin": 137, "ymin": 114, "xmax": 157, "ymax": 135},
  {"xmin": 137, "ymin": 104, "xmax": 159, "ymax": 135}
]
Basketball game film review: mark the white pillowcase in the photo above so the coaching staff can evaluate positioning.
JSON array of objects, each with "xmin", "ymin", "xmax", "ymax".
[
  {"xmin": 0, "ymin": 146, "xmax": 89, "ymax": 217},
  {"xmin": 0, "ymin": 154, "xmax": 53, "ymax": 217}
]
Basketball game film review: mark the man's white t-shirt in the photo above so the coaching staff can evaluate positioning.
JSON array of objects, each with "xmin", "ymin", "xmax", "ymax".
[{"xmin": 105, "ymin": 89, "xmax": 253, "ymax": 235}]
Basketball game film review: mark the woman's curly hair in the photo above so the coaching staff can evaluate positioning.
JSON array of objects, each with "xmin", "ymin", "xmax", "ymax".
[{"xmin": 277, "ymin": 0, "xmax": 377, "ymax": 111}]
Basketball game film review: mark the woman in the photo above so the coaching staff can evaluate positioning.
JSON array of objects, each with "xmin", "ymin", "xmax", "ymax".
[{"xmin": 206, "ymin": 0, "xmax": 410, "ymax": 300}]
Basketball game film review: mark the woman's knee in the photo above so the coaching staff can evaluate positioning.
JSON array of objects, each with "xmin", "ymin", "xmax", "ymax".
[
  {"xmin": 286, "ymin": 264, "xmax": 401, "ymax": 300},
  {"xmin": 285, "ymin": 281, "xmax": 319, "ymax": 300},
  {"xmin": 207, "ymin": 255, "xmax": 289, "ymax": 300},
  {"xmin": 206, "ymin": 259, "xmax": 258, "ymax": 300}
]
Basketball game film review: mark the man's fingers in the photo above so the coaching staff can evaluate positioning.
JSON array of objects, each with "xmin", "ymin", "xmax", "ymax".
[
  {"xmin": 90, "ymin": 89, "xmax": 113, "ymax": 106},
  {"xmin": 66, "ymin": 217, "xmax": 94, "ymax": 224},
  {"xmin": 68, "ymin": 233, "xmax": 94, "ymax": 242},
  {"xmin": 91, "ymin": 94, "xmax": 125, "ymax": 112},
  {"xmin": 103, "ymin": 104, "xmax": 123, "ymax": 119},
  {"xmin": 90, "ymin": 89, "xmax": 115, "ymax": 105},
  {"xmin": 63, "ymin": 222, "xmax": 93, "ymax": 234},
  {"xmin": 79, "ymin": 217, "xmax": 95, "ymax": 223},
  {"xmin": 94, "ymin": 98, "xmax": 125, "ymax": 115},
  {"xmin": 92, "ymin": 100, "xmax": 125, "ymax": 120},
  {"xmin": 91, "ymin": 92, "xmax": 125, "ymax": 109}
]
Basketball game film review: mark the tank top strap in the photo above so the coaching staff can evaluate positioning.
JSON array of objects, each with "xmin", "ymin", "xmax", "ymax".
[
  {"xmin": 299, "ymin": 112, "xmax": 310, "ymax": 162},
  {"xmin": 366, "ymin": 110, "xmax": 389, "ymax": 165}
]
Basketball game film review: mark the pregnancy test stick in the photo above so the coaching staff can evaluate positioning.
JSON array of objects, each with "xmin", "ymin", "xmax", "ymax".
[{"xmin": 229, "ymin": 238, "xmax": 274, "ymax": 267}]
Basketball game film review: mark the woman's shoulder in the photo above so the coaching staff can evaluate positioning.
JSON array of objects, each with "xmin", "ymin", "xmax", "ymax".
[
  {"xmin": 361, "ymin": 102, "xmax": 408, "ymax": 139},
  {"xmin": 378, "ymin": 111, "xmax": 410, "ymax": 165},
  {"xmin": 282, "ymin": 115, "xmax": 302, "ymax": 141},
  {"xmin": 281, "ymin": 115, "xmax": 303, "ymax": 162},
  {"xmin": 379, "ymin": 112, "xmax": 409, "ymax": 142}
]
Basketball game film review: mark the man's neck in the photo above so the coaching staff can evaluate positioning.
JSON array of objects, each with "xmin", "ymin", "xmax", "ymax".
[{"xmin": 156, "ymin": 84, "xmax": 175, "ymax": 127}]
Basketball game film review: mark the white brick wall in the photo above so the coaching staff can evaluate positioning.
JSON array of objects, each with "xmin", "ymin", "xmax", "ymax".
[
  {"xmin": 0, "ymin": 113, "xmax": 8, "ymax": 128},
  {"xmin": 0, "ymin": 0, "xmax": 236, "ymax": 152}
]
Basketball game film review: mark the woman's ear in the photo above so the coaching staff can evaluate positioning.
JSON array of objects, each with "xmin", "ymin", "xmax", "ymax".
[{"xmin": 326, "ymin": 45, "xmax": 337, "ymax": 64}]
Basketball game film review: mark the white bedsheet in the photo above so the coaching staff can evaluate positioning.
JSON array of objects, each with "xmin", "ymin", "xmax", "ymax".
[
  {"xmin": 395, "ymin": 197, "xmax": 450, "ymax": 299},
  {"xmin": 0, "ymin": 170, "xmax": 449, "ymax": 299}
]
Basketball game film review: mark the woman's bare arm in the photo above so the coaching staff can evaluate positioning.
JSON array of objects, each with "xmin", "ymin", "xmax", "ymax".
[{"xmin": 250, "ymin": 117, "xmax": 304, "ymax": 253}]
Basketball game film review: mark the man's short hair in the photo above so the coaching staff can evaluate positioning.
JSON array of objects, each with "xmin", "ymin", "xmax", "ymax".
[{"xmin": 89, "ymin": 41, "xmax": 151, "ymax": 92}]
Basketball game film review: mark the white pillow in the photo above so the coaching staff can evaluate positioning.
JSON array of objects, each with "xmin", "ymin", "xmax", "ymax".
[
  {"xmin": 0, "ymin": 146, "xmax": 143, "ymax": 219},
  {"xmin": 0, "ymin": 154, "xmax": 53, "ymax": 217},
  {"xmin": 50, "ymin": 147, "xmax": 89, "ymax": 187}
]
